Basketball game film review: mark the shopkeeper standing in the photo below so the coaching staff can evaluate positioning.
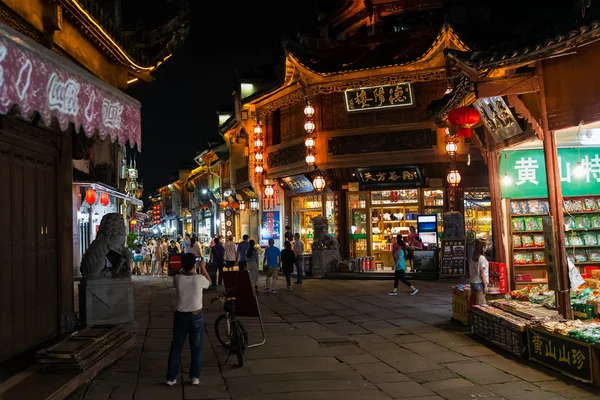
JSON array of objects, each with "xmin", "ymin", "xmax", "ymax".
[{"xmin": 469, "ymin": 239, "xmax": 489, "ymax": 305}]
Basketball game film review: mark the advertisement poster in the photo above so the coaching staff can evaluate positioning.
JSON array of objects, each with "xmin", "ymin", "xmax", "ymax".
[{"xmin": 261, "ymin": 211, "xmax": 280, "ymax": 245}]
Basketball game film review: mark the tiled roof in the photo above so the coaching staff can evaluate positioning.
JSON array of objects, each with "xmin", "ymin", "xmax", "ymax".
[
  {"xmin": 448, "ymin": 2, "xmax": 600, "ymax": 71},
  {"xmin": 284, "ymin": 23, "xmax": 444, "ymax": 75}
]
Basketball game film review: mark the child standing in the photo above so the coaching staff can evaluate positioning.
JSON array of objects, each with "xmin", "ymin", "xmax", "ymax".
[
  {"xmin": 389, "ymin": 239, "xmax": 418, "ymax": 296},
  {"xmin": 281, "ymin": 241, "xmax": 296, "ymax": 291}
]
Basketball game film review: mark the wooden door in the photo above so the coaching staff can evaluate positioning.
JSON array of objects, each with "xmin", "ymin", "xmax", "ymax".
[{"xmin": 0, "ymin": 134, "xmax": 59, "ymax": 362}]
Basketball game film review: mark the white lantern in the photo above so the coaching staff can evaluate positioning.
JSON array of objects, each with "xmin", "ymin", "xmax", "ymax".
[
  {"xmin": 254, "ymin": 138, "xmax": 263, "ymax": 148},
  {"xmin": 447, "ymin": 169, "xmax": 461, "ymax": 187},
  {"xmin": 312, "ymin": 176, "xmax": 326, "ymax": 192},
  {"xmin": 304, "ymin": 119, "xmax": 315, "ymax": 134},
  {"xmin": 254, "ymin": 164, "xmax": 263, "ymax": 174},
  {"xmin": 304, "ymin": 104, "xmax": 315, "ymax": 118},
  {"xmin": 264, "ymin": 185, "xmax": 275, "ymax": 198},
  {"xmin": 254, "ymin": 152, "xmax": 263, "ymax": 161},
  {"xmin": 305, "ymin": 154, "xmax": 316, "ymax": 165},
  {"xmin": 253, "ymin": 124, "xmax": 263, "ymax": 135},
  {"xmin": 305, "ymin": 136, "xmax": 316, "ymax": 148}
]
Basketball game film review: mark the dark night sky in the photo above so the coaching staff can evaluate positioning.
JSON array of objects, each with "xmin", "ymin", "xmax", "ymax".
[{"xmin": 125, "ymin": 1, "xmax": 338, "ymax": 194}]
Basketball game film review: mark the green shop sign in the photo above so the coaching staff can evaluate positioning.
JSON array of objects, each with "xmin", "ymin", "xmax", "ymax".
[{"xmin": 499, "ymin": 148, "xmax": 600, "ymax": 199}]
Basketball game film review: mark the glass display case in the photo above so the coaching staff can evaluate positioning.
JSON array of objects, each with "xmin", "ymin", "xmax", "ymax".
[
  {"xmin": 371, "ymin": 190, "xmax": 419, "ymax": 270},
  {"xmin": 348, "ymin": 193, "xmax": 368, "ymax": 258},
  {"xmin": 423, "ymin": 189, "xmax": 444, "ymax": 236},
  {"xmin": 291, "ymin": 195, "xmax": 323, "ymax": 254}
]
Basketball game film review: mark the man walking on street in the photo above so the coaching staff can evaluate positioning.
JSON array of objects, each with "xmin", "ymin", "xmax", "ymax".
[
  {"xmin": 263, "ymin": 239, "xmax": 281, "ymax": 293},
  {"xmin": 210, "ymin": 236, "xmax": 226, "ymax": 286},
  {"xmin": 166, "ymin": 253, "xmax": 211, "ymax": 386},
  {"xmin": 293, "ymin": 233, "xmax": 305, "ymax": 284},
  {"xmin": 224, "ymin": 236, "xmax": 236, "ymax": 270},
  {"xmin": 236, "ymin": 234, "xmax": 250, "ymax": 271}
]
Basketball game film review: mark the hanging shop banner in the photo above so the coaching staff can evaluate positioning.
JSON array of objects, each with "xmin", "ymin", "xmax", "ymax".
[
  {"xmin": 500, "ymin": 148, "xmax": 600, "ymax": 198},
  {"xmin": 528, "ymin": 327, "xmax": 593, "ymax": 382},
  {"xmin": 262, "ymin": 211, "xmax": 280, "ymax": 241},
  {"xmin": 355, "ymin": 165, "xmax": 423, "ymax": 188},
  {"xmin": 281, "ymin": 174, "xmax": 314, "ymax": 194},
  {"xmin": 344, "ymin": 83, "xmax": 413, "ymax": 112},
  {"xmin": 0, "ymin": 23, "xmax": 141, "ymax": 149}
]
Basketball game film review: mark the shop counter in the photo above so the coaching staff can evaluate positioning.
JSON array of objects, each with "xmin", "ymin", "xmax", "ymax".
[{"xmin": 469, "ymin": 305, "xmax": 528, "ymax": 356}]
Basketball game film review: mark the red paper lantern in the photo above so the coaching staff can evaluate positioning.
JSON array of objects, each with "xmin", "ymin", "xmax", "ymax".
[
  {"xmin": 448, "ymin": 107, "xmax": 480, "ymax": 139},
  {"xmin": 85, "ymin": 189, "xmax": 96, "ymax": 205},
  {"xmin": 99, "ymin": 192, "xmax": 109, "ymax": 206},
  {"xmin": 230, "ymin": 201, "xmax": 240, "ymax": 209},
  {"xmin": 219, "ymin": 200, "xmax": 229, "ymax": 209}
]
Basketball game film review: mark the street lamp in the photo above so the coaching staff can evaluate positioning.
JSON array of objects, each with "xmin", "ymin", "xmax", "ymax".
[{"xmin": 239, "ymin": 200, "xmax": 246, "ymax": 211}]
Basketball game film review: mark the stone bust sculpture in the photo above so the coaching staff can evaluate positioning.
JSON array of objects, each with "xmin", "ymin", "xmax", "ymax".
[
  {"xmin": 80, "ymin": 212, "xmax": 132, "ymax": 280},
  {"xmin": 312, "ymin": 215, "xmax": 340, "ymax": 251}
]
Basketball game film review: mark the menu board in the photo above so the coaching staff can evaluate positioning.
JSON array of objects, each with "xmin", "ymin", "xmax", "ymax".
[{"xmin": 440, "ymin": 239, "xmax": 465, "ymax": 277}]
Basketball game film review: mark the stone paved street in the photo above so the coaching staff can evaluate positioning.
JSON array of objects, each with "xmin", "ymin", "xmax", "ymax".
[{"xmin": 68, "ymin": 276, "xmax": 600, "ymax": 400}]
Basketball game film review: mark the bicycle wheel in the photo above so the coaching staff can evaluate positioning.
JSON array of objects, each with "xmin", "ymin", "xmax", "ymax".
[
  {"xmin": 233, "ymin": 321, "xmax": 245, "ymax": 367},
  {"xmin": 214, "ymin": 314, "xmax": 232, "ymax": 348}
]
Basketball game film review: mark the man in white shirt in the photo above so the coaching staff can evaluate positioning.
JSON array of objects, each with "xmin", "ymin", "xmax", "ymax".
[
  {"xmin": 166, "ymin": 253, "xmax": 211, "ymax": 386},
  {"xmin": 224, "ymin": 235, "xmax": 237, "ymax": 270},
  {"xmin": 293, "ymin": 233, "xmax": 305, "ymax": 284}
]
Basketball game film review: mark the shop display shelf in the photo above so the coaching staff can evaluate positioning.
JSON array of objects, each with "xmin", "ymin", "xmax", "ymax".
[
  {"xmin": 566, "ymin": 246, "xmax": 600, "ymax": 249},
  {"xmin": 566, "ymin": 228, "xmax": 600, "ymax": 232},
  {"xmin": 512, "ymin": 247, "xmax": 546, "ymax": 251},
  {"xmin": 575, "ymin": 262, "xmax": 600, "ymax": 265},
  {"xmin": 516, "ymin": 279, "xmax": 548, "ymax": 284},
  {"xmin": 514, "ymin": 264, "xmax": 547, "ymax": 267},
  {"xmin": 510, "ymin": 213, "xmax": 549, "ymax": 217},
  {"xmin": 562, "ymin": 211, "xmax": 600, "ymax": 215},
  {"xmin": 513, "ymin": 230, "xmax": 544, "ymax": 234}
]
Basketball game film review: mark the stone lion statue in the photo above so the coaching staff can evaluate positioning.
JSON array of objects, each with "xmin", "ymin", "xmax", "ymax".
[
  {"xmin": 80, "ymin": 213, "xmax": 132, "ymax": 280},
  {"xmin": 312, "ymin": 215, "xmax": 340, "ymax": 251}
]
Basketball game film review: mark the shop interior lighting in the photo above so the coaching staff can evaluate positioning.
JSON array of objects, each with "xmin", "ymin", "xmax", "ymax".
[
  {"xmin": 305, "ymin": 136, "xmax": 316, "ymax": 148},
  {"xmin": 573, "ymin": 122, "xmax": 588, "ymax": 178}
]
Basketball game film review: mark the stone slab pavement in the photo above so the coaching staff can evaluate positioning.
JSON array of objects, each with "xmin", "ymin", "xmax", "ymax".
[{"xmin": 67, "ymin": 276, "xmax": 600, "ymax": 400}]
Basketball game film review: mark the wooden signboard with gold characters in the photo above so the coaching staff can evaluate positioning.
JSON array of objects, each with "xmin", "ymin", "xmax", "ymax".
[{"xmin": 528, "ymin": 326, "xmax": 593, "ymax": 383}]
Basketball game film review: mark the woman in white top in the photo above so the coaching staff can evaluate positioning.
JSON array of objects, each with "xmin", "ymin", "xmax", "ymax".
[{"xmin": 469, "ymin": 239, "xmax": 489, "ymax": 305}]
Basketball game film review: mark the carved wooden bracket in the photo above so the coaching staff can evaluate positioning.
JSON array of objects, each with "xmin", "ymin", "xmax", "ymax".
[{"xmin": 506, "ymin": 94, "xmax": 544, "ymax": 140}]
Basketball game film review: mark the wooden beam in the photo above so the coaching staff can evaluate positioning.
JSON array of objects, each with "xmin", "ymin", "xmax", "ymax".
[
  {"xmin": 58, "ymin": 127, "xmax": 76, "ymax": 335},
  {"xmin": 477, "ymin": 74, "xmax": 539, "ymax": 98}
]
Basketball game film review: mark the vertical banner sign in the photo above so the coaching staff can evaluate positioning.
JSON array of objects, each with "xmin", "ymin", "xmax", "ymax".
[
  {"xmin": 262, "ymin": 211, "xmax": 280, "ymax": 241},
  {"xmin": 440, "ymin": 239, "xmax": 466, "ymax": 278},
  {"xmin": 542, "ymin": 216, "xmax": 559, "ymax": 291}
]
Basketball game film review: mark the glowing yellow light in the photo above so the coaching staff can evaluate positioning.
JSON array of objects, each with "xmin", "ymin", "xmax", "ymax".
[
  {"xmin": 68, "ymin": 0, "xmax": 172, "ymax": 71},
  {"xmin": 305, "ymin": 136, "xmax": 315, "ymax": 148},
  {"xmin": 306, "ymin": 154, "xmax": 316, "ymax": 165},
  {"xmin": 127, "ymin": 78, "xmax": 138, "ymax": 84},
  {"xmin": 502, "ymin": 173, "xmax": 512, "ymax": 186}
]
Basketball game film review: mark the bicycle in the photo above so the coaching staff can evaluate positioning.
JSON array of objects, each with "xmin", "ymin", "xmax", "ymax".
[{"xmin": 211, "ymin": 286, "xmax": 248, "ymax": 367}]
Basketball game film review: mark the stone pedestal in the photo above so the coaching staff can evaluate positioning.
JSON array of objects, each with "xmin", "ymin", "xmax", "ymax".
[
  {"xmin": 80, "ymin": 277, "xmax": 136, "ymax": 331},
  {"xmin": 312, "ymin": 249, "xmax": 340, "ymax": 276}
]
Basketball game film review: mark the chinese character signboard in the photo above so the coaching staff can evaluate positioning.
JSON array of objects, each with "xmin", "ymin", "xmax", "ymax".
[
  {"xmin": 344, "ymin": 83, "xmax": 413, "ymax": 112},
  {"xmin": 499, "ymin": 148, "xmax": 600, "ymax": 198},
  {"xmin": 473, "ymin": 96, "xmax": 523, "ymax": 143},
  {"xmin": 355, "ymin": 166, "xmax": 423, "ymax": 188},
  {"xmin": 528, "ymin": 327, "xmax": 592, "ymax": 382},
  {"xmin": 281, "ymin": 174, "xmax": 314, "ymax": 194}
]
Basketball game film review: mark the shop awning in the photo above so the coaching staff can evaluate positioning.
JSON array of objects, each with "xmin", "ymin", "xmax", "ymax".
[{"xmin": 0, "ymin": 23, "xmax": 142, "ymax": 150}]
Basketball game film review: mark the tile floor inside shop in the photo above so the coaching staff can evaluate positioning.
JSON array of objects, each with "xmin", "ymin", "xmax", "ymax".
[{"xmin": 67, "ymin": 276, "xmax": 600, "ymax": 400}]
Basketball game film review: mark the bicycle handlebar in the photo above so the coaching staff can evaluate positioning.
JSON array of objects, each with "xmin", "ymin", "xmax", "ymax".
[{"xmin": 209, "ymin": 285, "xmax": 239, "ymax": 304}]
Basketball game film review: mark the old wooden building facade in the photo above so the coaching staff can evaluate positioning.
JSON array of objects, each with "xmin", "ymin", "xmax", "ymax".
[{"xmin": 0, "ymin": 0, "xmax": 188, "ymax": 365}]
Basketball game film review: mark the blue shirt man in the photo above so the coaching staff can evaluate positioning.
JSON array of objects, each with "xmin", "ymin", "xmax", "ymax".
[{"xmin": 263, "ymin": 239, "xmax": 281, "ymax": 293}]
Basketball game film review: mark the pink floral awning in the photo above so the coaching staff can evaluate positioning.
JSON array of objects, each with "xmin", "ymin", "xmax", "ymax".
[{"xmin": 0, "ymin": 23, "xmax": 141, "ymax": 150}]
